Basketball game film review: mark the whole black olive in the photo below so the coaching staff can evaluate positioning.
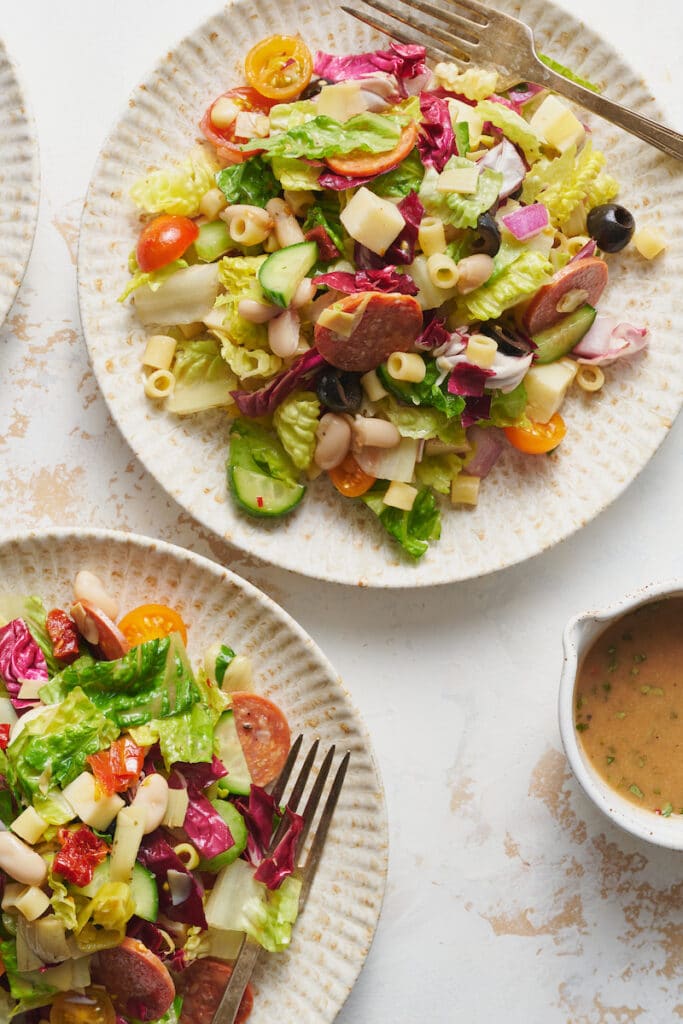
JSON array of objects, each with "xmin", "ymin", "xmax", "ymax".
[
  {"xmin": 480, "ymin": 322, "xmax": 534, "ymax": 357},
  {"xmin": 586, "ymin": 203, "xmax": 635, "ymax": 253},
  {"xmin": 471, "ymin": 211, "xmax": 501, "ymax": 257},
  {"xmin": 299, "ymin": 77, "xmax": 331, "ymax": 100},
  {"xmin": 316, "ymin": 368, "xmax": 363, "ymax": 414}
]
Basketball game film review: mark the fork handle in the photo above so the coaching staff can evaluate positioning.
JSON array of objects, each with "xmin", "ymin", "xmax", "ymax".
[
  {"xmin": 531, "ymin": 58, "xmax": 683, "ymax": 162},
  {"xmin": 212, "ymin": 938, "xmax": 261, "ymax": 1024}
]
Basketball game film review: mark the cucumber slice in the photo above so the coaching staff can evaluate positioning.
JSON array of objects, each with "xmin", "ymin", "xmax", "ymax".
[
  {"xmin": 228, "ymin": 419, "xmax": 305, "ymax": 518},
  {"xmin": 533, "ymin": 304, "xmax": 596, "ymax": 364},
  {"xmin": 200, "ymin": 800, "xmax": 248, "ymax": 873},
  {"xmin": 194, "ymin": 221, "xmax": 232, "ymax": 263},
  {"xmin": 130, "ymin": 863, "xmax": 158, "ymax": 922},
  {"xmin": 376, "ymin": 363, "xmax": 417, "ymax": 403},
  {"xmin": 214, "ymin": 710, "xmax": 252, "ymax": 797},
  {"xmin": 258, "ymin": 240, "xmax": 318, "ymax": 308}
]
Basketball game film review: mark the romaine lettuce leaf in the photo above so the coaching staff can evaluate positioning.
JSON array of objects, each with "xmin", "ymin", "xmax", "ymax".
[
  {"xmin": 538, "ymin": 53, "xmax": 601, "ymax": 93},
  {"xmin": 39, "ymin": 635, "xmax": 198, "ymax": 730},
  {"xmin": 205, "ymin": 857, "xmax": 301, "ymax": 953},
  {"xmin": 215, "ymin": 331, "xmax": 283, "ymax": 381},
  {"xmin": 1, "ymin": 936, "xmax": 57, "ymax": 1007},
  {"xmin": 456, "ymin": 250, "xmax": 552, "ymax": 322},
  {"xmin": 419, "ymin": 156, "xmax": 503, "ymax": 230},
  {"xmin": 212, "ymin": 255, "xmax": 270, "ymax": 352},
  {"xmin": 215, "ymin": 155, "xmax": 280, "ymax": 208},
  {"xmin": 521, "ymin": 141, "xmax": 616, "ymax": 225},
  {"xmin": 268, "ymin": 100, "xmax": 317, "ymax": 132},
  {"xmin": 273, "ymin": 391, "xmax": 320, "ymax": 470},
  {"xmin": 415, "ymin": 453, "xmax": 463, "ymax": 494},
  {"xmin": 380, "ymin": 398, "xmax": 467, "ymax": 446},
  {"xmin": 369, "ymin": 149, "xmax": 425, "ymax": 198},
  {"xmin": 0, "ymin": 594, "xmax": 59, "ymax": 674},
  {"xmin": 167, "ymin": 338, "xmax": 237, "ymax": 416},
  {"xmin": 244, "ymin": 112, "xmax": 402, "ymax": 159},
  {"xmin": 475, "ymin": 100, "xmax": 543, "ymax": 163},
  {"xmin": 130, "ymin": 703, "xmax": 214, "ymax": 770},
  {"xmin": 433, "ymin": 62, "xmax": 499, "ymax": 100},
  {"xmin": 6, "ymin": 688, "xmax": 119, "ymax": 798},
  {"xmin": 48, "ymin": 864, "xmax": 79, "ymax": 931},
  {"xmin": 130, "ymin": 150, "xmax": 219, "ymax": 217},
  {"xmin": 269, "ymin": 156, "xmax": 321, "ymax": 191},
  {"xmin": 363, "ymin": 487, "xmax": 441, "ymax": 560},
  {"xmin": 302, "ymin": 194, "xmax": 345, "ymax": 255},
  {"xmin": 486, "ymin": 384, "xmax": 528, "ymax": 427},
  {"xmin": 386, "ymin": 359, "xmax": 466, "ymax": 418}
]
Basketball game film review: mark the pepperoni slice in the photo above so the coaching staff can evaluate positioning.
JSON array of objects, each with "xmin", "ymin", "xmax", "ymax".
[
  {"xmin": 314, "ymin": 292, "xmax": 423, "ymax": 372},
  {"xmin": 523, "ymin": 256, "xmax": 608, "ymax": 334},
  {"xmin": 325, "ymin": 121, "xmax": 419, "ymax": 177},
  {"xmin": 230, "ymin": 692, "xmax": 291, "ymax": 787},
  {"xmin": 93, "ymin": 938, "xmax": 175, "ymax": 1020},
  {"xmin": 177, "ymin": 957, "xmax": 254, "ymax": 1024}
]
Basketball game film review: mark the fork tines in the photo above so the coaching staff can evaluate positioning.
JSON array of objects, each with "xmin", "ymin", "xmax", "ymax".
[{"xmin": 211, "ymin": 736, "xmax": 350, "ymax": 1024}]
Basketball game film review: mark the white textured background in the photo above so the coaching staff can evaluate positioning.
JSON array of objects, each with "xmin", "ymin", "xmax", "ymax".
[{"xmin": 1, "ymin": 1, "xmax": 682, "ymax": 1020}]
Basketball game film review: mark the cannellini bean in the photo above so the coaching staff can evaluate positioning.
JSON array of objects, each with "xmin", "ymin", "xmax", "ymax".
[
  {"xmin": 130, "ymin": 774, "xmax": 169, "ymax": 835},
  {"xmin": 291, "ymin": 278, "xmax": 317, "ymax": 308},
  {"xmin": 314, "ymin": 414, "xmax": 352, "ymax": 470},
  {"xmin": 455, "ymin": 254, "xmax": 495, "ymax": 294},
  {"xmin": 352, "ymin": 417, "xmax": 401, "ymax": 449},
  {"xmin": 268, "ymin": 309, "xmax": 300, "ymax": 359},
  {"xmin": 73, "ymin": 570, "xmax": 119, "ymax": 621},
  {"xmin": 0, "ymin": 831, "xmax": 47, "ymax": 886},
  {"xmin": 237, "ymin": 299, "xmax": 280, "ymax": 324}
]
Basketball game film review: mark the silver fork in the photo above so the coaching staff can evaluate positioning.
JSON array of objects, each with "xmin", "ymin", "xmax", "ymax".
[
  {"xmin": 342, "ymin": 0, "xmax": 683, "ymax": 161},
  {"xmin": 212, "ymin": 735, "xmax": 350, "ymax": 1024}
]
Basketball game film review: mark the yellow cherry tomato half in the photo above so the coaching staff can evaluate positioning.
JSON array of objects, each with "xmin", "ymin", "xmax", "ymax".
[
  {"xmin": 50, "ymin": 988, "xmax": 116, "ymax": 1024},
  {"xmin": 328, "ymin": 454, "xmax": 376, "ymax": 498},
  {"xmin": 118, "ymin": 603, "xmax": 188, "ymax": 647},
  {"xmin": 504, "ymin": 413, "xmax": 567, "ymax": 454},
  {"xmin": 244, "ymin": 35, "xmax": 313, "ymax": 101}
]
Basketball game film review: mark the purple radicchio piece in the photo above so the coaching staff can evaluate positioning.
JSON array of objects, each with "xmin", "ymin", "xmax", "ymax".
[
  {"xmin": 313, "ymin": 267, "xmax": 418, "ymax": 295},
  {"xmin": 0, "ymin": 619, "xmax": 48, "ymax": 711},
  {"xmin": 313, "ymin": 43, "xmax": 427, "ymax": 85},
  {"xmin": 417, "ymin": 92, "xmax": 456, "ymax": 172},
  {"xmin": 253, "ymin": 808, "xmax": 304, "ymax": 891},
  {"xmin": 231, "ymin": 349, "xmax": 325, "ymax": 417},
  {"xmin": 138, "ymin": 833, "xmax": 207, "ymax": 929}
]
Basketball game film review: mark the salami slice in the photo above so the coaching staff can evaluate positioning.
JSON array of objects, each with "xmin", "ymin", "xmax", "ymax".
[
  {"xmin": 314, "ymin": 291, "xmax": 423, "ymax": 372},
  {"xmin": 231, "ymin": 691, "xmax": 291, "ymax": 787},
  {"xmin": 523, "ymin": 257, "xmax": 608, "ymax": 334},
  {"xmin": 177, "ymin": 957, "xmax": 254, "ymax": 1024},
  {"xmin": 93, "ymin": 938, "xmax": 175, "ymax": 1020}
]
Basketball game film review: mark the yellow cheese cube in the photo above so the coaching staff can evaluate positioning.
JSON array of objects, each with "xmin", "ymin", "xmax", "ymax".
[
  {"xmin": 383, "ymin": 481, "xmax": 418, "ymax": 511},
  {"xmin": 2, "ymin": 882, "xmax": 27, "ymax": 911},
  {"xmin": 523, "ymin": 358, "xmax": 578, "ymax": 423},
  {"xmin": 62, "ymin": 772, "xmax": 125, "ymax": 831},
  {"xmin": 340, "ymin": 187, "xmax": 405, "ymax": 256},
  {"xmin": 11, "ymin": 807, "xmax": 48, "ymax": 845},
  {"xmin": 436, "ymin": 166, "xmax": 480, "ymax": 194},
  {"xmin": 15, "ymin": 885, "xmax": 51, "ymax": 922},
  {"xmin": 529, "ymin": 95, "xmax": 585, "ymax": 153},
  {"xmin": 634, "ymin": 226, "xmax": 667, "ymax": 260},
  {"xmin": 317, "ymin": 81, "xmax": 368, "ymax": 121},
  {"xmin": 451, "ymin": 474, "xmax": 480, "ymax": 506}
]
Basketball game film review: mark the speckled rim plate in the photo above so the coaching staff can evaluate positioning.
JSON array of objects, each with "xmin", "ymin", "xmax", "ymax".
[
  {"xmin": 78, "ymin": 0, "xmax": 683, "ymax": 587},
  {"xmin": 0, "ymin": 528, "xmax": 388, "ymax": 1022},
  {"xmin": 0, "ymin": 37, "xmax": 40, "ymax": 326}
]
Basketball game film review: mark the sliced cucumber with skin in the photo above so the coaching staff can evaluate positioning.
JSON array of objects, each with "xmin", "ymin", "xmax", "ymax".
[
  {"xmin": 376, "ymin": 363, "xmax": 419, "ymax": 404},
  {"xmin": 228, "ymin": 419, "xmax": 305, "ymax": 518},
  {"xmin": 214, "ymin": 710, "xmax": 252, "ymax": 797},
  {"xmin": 533, "ymin": 304, "xmax": 596, "ymax": 364},
  {"xmin": 194, "ymin": 221, "xmax": 233, "ymax": 263},
  {"xmin": 258, "ymin": 240, "xmax": 318, "ymax": 308},
  {"xmin": 73, "ymin": 858, "xmax": 158, "ymax": 922},
  {"xmin": 200, "ymin": 799, "xmax": 248, "ymax": 873}
]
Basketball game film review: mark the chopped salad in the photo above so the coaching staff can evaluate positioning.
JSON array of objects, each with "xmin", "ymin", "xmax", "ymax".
[
  {"xmin": 122, "ymin": 34, "xmax": 653, "ymax": 561},
  {"xmin": 0, "ymin": 573, "xmax": 300, "ymax": 1023}
]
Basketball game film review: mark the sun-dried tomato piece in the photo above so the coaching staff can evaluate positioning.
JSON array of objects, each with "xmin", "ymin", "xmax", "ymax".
[{"xmin": 46, "ymin": 608, "xmax": 80, "ymax": 664}]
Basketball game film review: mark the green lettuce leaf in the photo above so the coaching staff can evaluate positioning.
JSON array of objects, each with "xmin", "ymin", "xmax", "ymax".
[
  {"xmin": 167, "ymin": 338, "xmax": 237, "ymax": 416},
  {"xmin": 419, "ymin": 156, "xmax": 503, "ymax": 230},
  {"xmin": 434, "ymin": 62, "xmax": 499, "ymax": 100},
  {"xmin": 384, "ymin": 360, "xmax": 465, "ymax": 419},
  {"xmin": 268, "ymin": 100, "xmax": 317, "ymax": 132},
  {"xmin": 415, "ymin": 453, "xmax": 463, "ymax": 494},
  {"xmin": 34, "ymin": 788, "xmax": 77, "ymax": 825},
  {"xmin": 244, "ymin": 112, "xmax": 402, "ymax": 159},
  {"xmin": 48, "ymin": 864, "xmax": 79, "ymax": 931},
  {"xmin": 6, "ymin": 688, "xmax": 119, "ymax": 799},
  {"xmin": 1, "ymin": 936, "xmax": 56, "ymax": 1008},
  {"xmin": 130, "ymin": 150, "xmax": 218, "ymax": 216},
  {"xmin": 485, "ymin": 384, "xmax": 528, "ymax": 427},
  {"xmin": 39, "ymin": 635, "xmax": 198, "ymax": 730},
  {"xmin": 0, "ymin": 788, "xmax": 15, "ymax": 827},
  {"xmin": 302, "ymin": 194, "xmax": 345, "ymax": 256},
  {"xmin": 206, "ymin": 858, "xmax": 301, "ymax": 953},
  {"xmin": 456, "ymin": 250, "xmax": 552, "ymax": 322},
  {"xmin": 213, "ymin": 255, "xmax": 270, "ymax": 351},
  {"xmin": 130, "ymin": 702, "xmax": 215, "ymax": 770},
  {"xmin": 118, "ymin": 255, "xmax": 188, "ymax": 303},
  {"xmin": 380, "ymin": 398, "xmax": 467, "ymax": 446},
  {"xmin": 216, "ymin": 155, "xmax": 280, "ymax": 207},
  {"xmin": 369, "ymin": 149, "xmax": 425, "ymax": 199},
  {"xmin": 475, "ymin": 100, "xmax": 543, "ymax": 163},
  {"xmin": 273, "ymin": 391, "xmax": 320, "ymax": 470},
  {"xmin": 269, "ymin": 156, "xmax": 321, "ymax": 191},
  {"xmin": 363, "ymin": 487, "xmax": 441, "ymax": 559},
  {"xmin": 538, "ymin": 53, "xmax": 601, "ymax": 93},
  {"xmin": 0, "ymin": 594, "xmax": 60, "ymax": 674}
]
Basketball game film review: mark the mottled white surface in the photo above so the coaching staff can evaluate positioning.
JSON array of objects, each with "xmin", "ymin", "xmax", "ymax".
[{"xmin": 1, "ymin": 1, "xmax": 683, "ymax": 1020}]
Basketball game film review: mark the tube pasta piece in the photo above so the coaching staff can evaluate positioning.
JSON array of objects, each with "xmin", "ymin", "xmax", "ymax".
[
  {"xmin": 266, "ymin": 197, "xmax": 306, "ymax": 247},
  {"xmin": 199, "ymin": 187, "xmax": 228, "ymax": 220},
  {"xmin": 566, "ymin": 234, "xmax": 592, "ymax": 257},
  {"xmin": 387, "ymin": 351, "xmax": 426, "ymax": 383},
  {"xmin": 173, "ymin": 843, "xmax": 200, "ymax": 871},
  {"xmin": 427, "ymin": 253, "xmax": 459, "ymax": 290},
  {"xmin": 361, "ymin": 369, "xmax": 389, "ymax": 402},
  {"xmin": 145, "ymin": 369, "xmax": 175, "ymax": 400},
  {"xmin": 222, "ymin": 204, "xmax": 273, "ymax": 246},
  {"xmin": 576, "ymin": 363, "xmax": 605, "ymax": 392},
  {"xmin": 465, "ymin": 334, "xmax": 497, "ymax": 369},
  {"xmin": 143, "ymin": 334, "xmax": 177, "ymax": 371},
  {"xmin": 451, "ymin": 474, "xmax": 480, "ymax": 506},
  {"xmin": 418, "ymin": 217, "xmax": 447, "ymax": 258}
]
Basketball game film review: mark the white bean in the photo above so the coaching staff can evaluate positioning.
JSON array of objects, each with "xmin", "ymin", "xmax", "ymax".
[
  {"xmin": 73, "ymin": 570, "xmax": 119, "ymax": 621},
  {"xmin": 268, "ymin": 309, "xmax": 300, "ymax": 358},
  {"xmin": 314, "ymin": 414, "xmax": 352, "ymax": 470},
  {"xmin": 352, "ymin": 417, "xmax": 401, "ymax": 449},
  {"xmin": 130, "ymin": 774, "xmax": 169, "ymax": 835},
  {"xmin": 0, "ymin": 831, "xmax": 47, "ymax": 886},
  {"xmin": 291, "ymin": 278, "xmax": 317, "ymax": 309},
  {"xmin": 237, "ymin": 299, "xmax": 280, "ymax": 324},
  {"xmin": 455, "ymin": 254, "xmax": 494, "ymax": 294}
]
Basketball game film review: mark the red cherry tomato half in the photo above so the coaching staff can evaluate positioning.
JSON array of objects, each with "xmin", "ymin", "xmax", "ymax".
[
  {"xmin": 136, "ymin": 215, "xmax": 199, "ymax": 273},
  {"xmin": 504, "ymin": 413, "xmax": 567, "ymax": 454},
  {"xmin": 200, "ymin": 86, "xmax": 277, "ymax": 165}
]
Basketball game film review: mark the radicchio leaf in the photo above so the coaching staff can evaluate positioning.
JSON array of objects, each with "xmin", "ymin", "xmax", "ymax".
[
  {"xmin": 0, "ymin": 619, "xmax": 48, "ymax": 711},
  {"xmin": 318, "ymin": 166, "xmax": 400, "ymax": 190},
  {"xmin": 138, "ymin": 834, "xmax": 207, "ymax": 929},
  {"xmin": 313, "ymin": 267, "xmax": 418, "ymax": 295},
  {"xmin": 170, "ymin": 759, "xmax": 233, "ymax": 861},
  {"xmin": 415, "ymin": 313, "xmax": 451, "ymax": 351},
  {"xmin": 417, "ymin": 92, "xmax": 456, "ymax": 172},
  {"xmin": 462, "ymin": 394, "xmax": 492, "ymax": 427},
  {"xmin": 314, "ymin": 43, "xmax": 427, "ymax": 84},
  {"xmin": 355, "ymin": 190, "xmax": 424, "ymax": 269},
  {"xmin": 447, "ymin": 362, "xmax": 495, "ymax": 397},
  {"xmin": 231, "ymin": 349, "xmax": 325, "ymax": 417},
  {"xmin": 253, "ymin": 808, "xmax": 304, "ymax": 891},
  {"xmin": 235, "ymin": 785, "xmax": 279, "ymax": 866},
  {"xmin": 173, "ymin": 757, "xmax": 227, "ymax": 791},
  {"xmin": 465, "ymin": 425, "xmax": 504, "ymax": 477}
]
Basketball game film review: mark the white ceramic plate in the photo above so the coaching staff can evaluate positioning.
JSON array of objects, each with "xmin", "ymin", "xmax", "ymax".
[
  {"xmin": 0, "ymin": 37, "xmax": 39, "ymax": 326},
  {"xmin": 78, "ymin": 0, "xmax": 683, "ymax": 587},
  {"xmin": 0, "ymin": 529, "xmax": 387, "ymax": 1022}
]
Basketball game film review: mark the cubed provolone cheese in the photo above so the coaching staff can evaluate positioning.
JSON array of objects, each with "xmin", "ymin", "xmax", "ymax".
[
  {"xmin": 436, "ymin": 166, "xmax": 480, "ymax": 194},
  {"xmin": 2, "ymin": 882, "xmax": 27, "ymax": 911},
  {"xmin": 15, "ymin": 885, "xmax": 51, "ymax": 922},
  {"xmin": 524, "ymin": 358, "xmax": 578, "ymax": 423},
  {"xmin": 633, "ymin": 226, "xmax": 667, "ymax": 260},
  {"xmin": 529, "ymin": 95, "xmax": 585, "ymax": 153},
  {"xmin": 340, "ymin": 187, "xmax": 405, "ymax": 256},
  {"xmin": 62, "ymin": 772, "xmax": 125, "ymax": 831},
  {"xmin": 447, "ymin": 99, "xmax": 485, "ymax": 148},
  {"xmin": 11, "ymin": 806, "xmax": 48, "ymax": 845},
  {"xmin": 317, "ymin": 81, "xmax": 368, "ymax": 122}
]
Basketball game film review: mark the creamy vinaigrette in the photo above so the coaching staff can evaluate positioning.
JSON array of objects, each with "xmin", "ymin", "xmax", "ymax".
[{"xmin": 575, "ymin": 597, "xmax": 683, "ymax": 814}]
